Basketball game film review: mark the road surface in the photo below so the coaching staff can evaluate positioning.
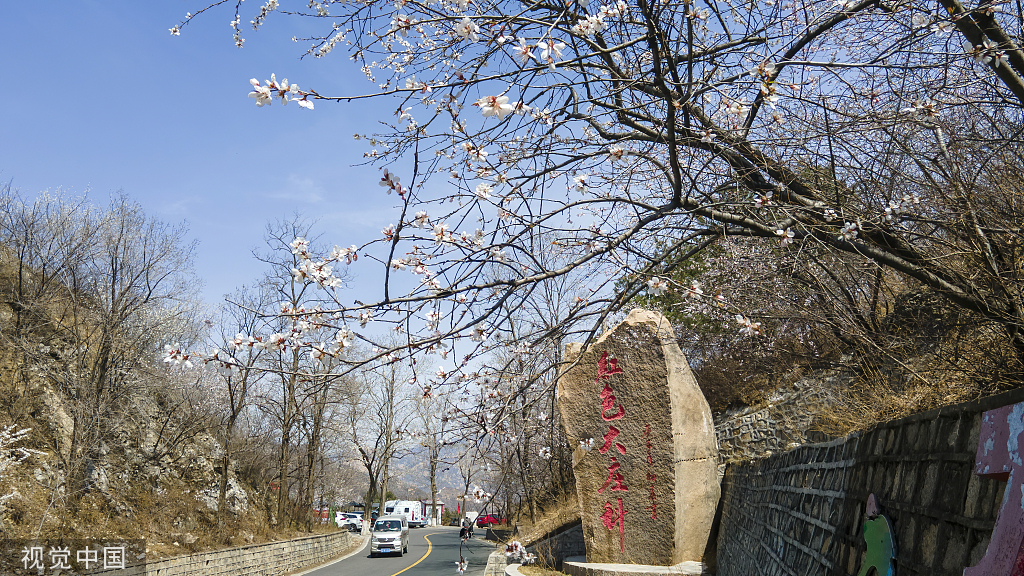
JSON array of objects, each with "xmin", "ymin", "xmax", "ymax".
[{"xmin": 301, "ymin": 526, "xmax": 494, "ymax": 576}]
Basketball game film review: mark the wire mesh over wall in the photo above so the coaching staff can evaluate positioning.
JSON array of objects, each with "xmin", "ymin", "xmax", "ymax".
[{"xmin": 715, "ymin": 387, "xmax": 1024, "ymax": 576}]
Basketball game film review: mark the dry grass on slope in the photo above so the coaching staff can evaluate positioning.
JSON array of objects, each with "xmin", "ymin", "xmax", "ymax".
[{"xmin": 513, "ymin": 493, "xmax": 580, "ymax": 547}]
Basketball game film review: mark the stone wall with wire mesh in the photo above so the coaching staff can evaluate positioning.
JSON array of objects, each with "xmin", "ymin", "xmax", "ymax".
[
  {"xmin": 714, "ymin": 387, "xmax": 1024, "ymax": 576},
  {"xmin": 714, "ymin": 377, "xmax": 833, "ymax": 463}
]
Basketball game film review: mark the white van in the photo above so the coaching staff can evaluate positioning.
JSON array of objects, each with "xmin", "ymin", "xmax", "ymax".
[
  {"xmin": 384, "ymin": 500, "xmax": 426, "ymax": 528},
  {"xmin": 370, "ymin": 515, "xmax": 409, "ymax": 557}
]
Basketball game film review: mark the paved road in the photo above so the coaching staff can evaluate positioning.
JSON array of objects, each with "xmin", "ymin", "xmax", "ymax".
[{"xmin": 301, "ymin": 527, "xmax": 494, "ymax": 576}]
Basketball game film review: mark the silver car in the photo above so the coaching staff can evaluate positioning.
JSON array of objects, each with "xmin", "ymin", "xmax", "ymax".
[{"xmin": 370, "ymin": 515, "xmax": 409, "ymax": 557}]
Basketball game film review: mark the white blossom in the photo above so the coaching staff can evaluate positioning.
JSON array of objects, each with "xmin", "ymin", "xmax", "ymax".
[
  {"xmin": 537, "ymin": 40, "xmax": 566, "ymax": 71},
  {"xmin": 248, "ymin": 78, "xmax": 272, "ymax": 107},
  {"xmin": 776, "ymin": 228, "xmax": 795, "ymax": 247},
  {"xmin": 647, "ymin": 276, "xmax": 669, "ymax": 295},
  {"xmin": 607, "ymin": 144, "xmax": 625, "ymax": 162},
  {"xmin": 454, "ymin": 17, "xmax": 479, "ymax": 41},
  {"xmin": 163, "ymin": 343, "xmax": 193, "ymax": 369},
  {"xmin": 685, "ymin": 281, "xmax": 703, "ymax": 300},
  {"xmin": 512, "ymin": 38, "xmax": 536, "ymax": 65},
  {"xmin": 571, "ymin": 14, "xmax": 606, "ymax": 36},
  {"xmin": 735, "ymin": 315, "xmax": 763, "ymax": 336},
  {"xmin": 838, "ymin": 221, "xmax": 860, "ymax": 241},
  {"xmin": 476, "ymin": 95, "xmax": 515, "ymax": 119}
]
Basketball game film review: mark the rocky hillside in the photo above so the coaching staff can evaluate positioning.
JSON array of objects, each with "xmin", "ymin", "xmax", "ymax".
[
  {"xmin": 0, "ymin": 242, "xmax": 338, "ymax": 560},
  {"xmin": 0, "ymin": 343, "xmax": 296, "ymax": 559}
]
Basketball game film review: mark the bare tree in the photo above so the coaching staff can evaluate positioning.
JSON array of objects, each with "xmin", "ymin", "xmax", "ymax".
[
  {"xmin": 342, "ymin": 350, "xmax": 415, "ymax": 522},
  {"xmin": 204, "ymin": 284, "xmax": 272, "ymax": 537},
  {"xmin": 294, "ymin": 354, "xmax": 355, "ymax": 531},
  {"xmin": 413, "ymin": 392, "xmax": 456, "ymax": 526},
  {"xmin": 249, "ymin": 217, "xmax": 339, "ymax": 527}
]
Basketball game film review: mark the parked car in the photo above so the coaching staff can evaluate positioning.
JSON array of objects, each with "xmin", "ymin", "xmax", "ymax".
[
  {"xmin": 341, "ymin": 513, "xmax": 363, "ymax": 531},
  {"xmin": 475, "ymin": 515, "xmax": 502, "ymax": 528},
  {"xmin": 370, "ymin": 515, "xmax": 409, "ymax": 557}
]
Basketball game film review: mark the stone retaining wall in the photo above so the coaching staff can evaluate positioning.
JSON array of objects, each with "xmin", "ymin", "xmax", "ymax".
[
  {"xmin": 93, "ymin": 530, "xmax": 354, "ymax": 576},
  {"xmin": 714, "ymin": 387, "xmax": 1024, "ymax": 576},
  {"xmin": 526, "ymin": 521, "xmax": 585, "ymax": 569},
  {"xmin": 714, "ymin": 377, "xmax": 834, "ymax": 463}
]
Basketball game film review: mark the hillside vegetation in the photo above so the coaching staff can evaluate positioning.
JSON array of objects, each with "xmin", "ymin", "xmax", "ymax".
[{"xmin": 0, "ymin": 190, "xmax": 342, "ymax": 560}]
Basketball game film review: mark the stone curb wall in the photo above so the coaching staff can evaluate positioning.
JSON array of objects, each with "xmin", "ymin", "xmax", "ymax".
[
  {"xmin": 485, "ymin": 548, "xmax": 508, "ymax": 576},
  {"xmin": 561, "ymin": 558, "xmax": 706, "ymax": 576},
  {"xmin": 715, "ymin": 386, "xmax": 1024, "ymax": 576},
  {"xmin": 91, "ymin": 530, "xmax": 353, "ymax": 576}
]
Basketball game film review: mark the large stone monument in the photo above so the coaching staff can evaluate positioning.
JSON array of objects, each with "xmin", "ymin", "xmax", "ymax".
[{"xmin": 557, "ymin": 309, "xmax": 719, "ymax": 566}]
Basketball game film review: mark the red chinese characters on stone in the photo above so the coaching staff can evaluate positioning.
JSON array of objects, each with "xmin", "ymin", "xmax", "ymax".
[
  {"xmin": 594, "ymin": 352, "xmax": 628, "ymax": 554},
  {"xmin": 596, "ymin": 353, "xmax": 625, "ymax": 421},
  {"xmin": 596, "ymin": 352, "xmax": 624, "ymax": 380},
  {"xmin": 599, "ymin": 425, "xmax": 626, "ymax": 455},
  {"xmin": 598, "ymin": 457, "xmax": 629, "ymax": 493},
  {"xmin": 601, "ymin": 498, "xmax": 628, "ymax": 553},
  {"xmin": 600, "ymin": 383, "xmax": 625, "ymax": 421}
]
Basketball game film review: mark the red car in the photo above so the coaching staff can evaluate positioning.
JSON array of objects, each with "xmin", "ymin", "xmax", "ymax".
[{"xmin": 476, "ymin": 515, "xmax": 503, "ymax": 527}]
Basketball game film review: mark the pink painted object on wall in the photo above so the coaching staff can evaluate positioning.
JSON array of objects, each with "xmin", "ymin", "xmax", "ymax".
[{"xmin": 965, "ymin": 402, "xmax": 1024, "ymax": 576}]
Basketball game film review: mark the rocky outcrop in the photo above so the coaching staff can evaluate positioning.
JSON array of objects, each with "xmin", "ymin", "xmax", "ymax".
[{"xmin": 558, "ymin": 309, "xmax": 719, "ymax": 566}]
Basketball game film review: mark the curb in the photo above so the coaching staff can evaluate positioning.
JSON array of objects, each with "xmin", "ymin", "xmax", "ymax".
[
  {"xmin": 562, "ymin": 558, "xmax": 708, "ymax": 576},
  {"xmin": 505, "ymin": 562, "xmax": 524, "ymax": 576}
]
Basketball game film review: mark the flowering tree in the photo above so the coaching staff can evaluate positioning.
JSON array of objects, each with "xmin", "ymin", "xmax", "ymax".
[{"xmin": 171, "ymin": 0, "xmax": 1024, "ymax": 439}]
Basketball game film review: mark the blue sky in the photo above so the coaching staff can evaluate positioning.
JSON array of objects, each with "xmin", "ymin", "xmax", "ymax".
[{"xmin": 1, "ymin": 2, "xmax": 403, "ymax": 309}]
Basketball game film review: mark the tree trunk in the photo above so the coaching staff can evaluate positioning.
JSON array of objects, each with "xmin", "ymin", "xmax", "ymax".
[
  {"xmin": 429, "ymin": 457, "xmax": 438, "ymax": 526},
  {"xmin": 276, "ymin": 402, "xmax": 292, "ymax": 526},
  {"xmin": 303, "ymin": 388, "xmax": 326, "ymax": 532},
  {"xmin": 217, "ymin": 410, "xmax": 242, "ymax": 539},
  {"xmin": 379, "ymin": 458, "xmax": 391, "ymax": 519},
  {"xmin": 276, "ymin": 349, "xmax": 300, "ymax": 526}
]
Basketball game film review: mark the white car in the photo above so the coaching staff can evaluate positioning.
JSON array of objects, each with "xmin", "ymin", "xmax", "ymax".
[
  {"xmin": 370, "ymin": 515, "xmax": 409, "ymax": 557},
  {"xmin": 341, "ymin": 513, "xmax": 364, "ymax": 531}
]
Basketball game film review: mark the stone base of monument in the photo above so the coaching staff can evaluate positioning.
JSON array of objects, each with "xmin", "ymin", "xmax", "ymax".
[{"xmin": 560, "ymin": 556, "xmax": 709, "ymax": 576}]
